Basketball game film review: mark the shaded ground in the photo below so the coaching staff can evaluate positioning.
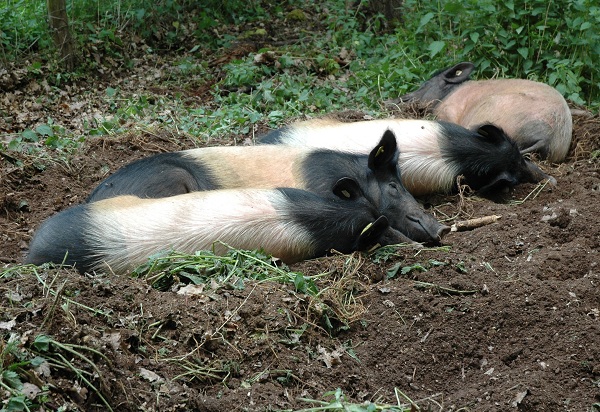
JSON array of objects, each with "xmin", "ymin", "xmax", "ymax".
[{"xmin": 1, "ymin": 11, "xmax": 599, "ymax": 412}]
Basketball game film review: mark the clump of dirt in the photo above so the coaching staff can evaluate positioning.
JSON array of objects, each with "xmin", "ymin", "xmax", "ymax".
[{"xmin": 1, "ymin": 111, "xmax": 599, "ymax": 411}]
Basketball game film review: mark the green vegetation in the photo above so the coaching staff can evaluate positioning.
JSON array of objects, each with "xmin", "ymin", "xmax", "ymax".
[
  {"xmin": 294, "ymin": 387, "xmax": 425, "ymax": 411},
  {"xmin": 131, "ymin": 245, "xmax": 320, "ymax": 295},
  {"xmin": 1, "ymin": 0, "xmax": 598, "ymax": 154},
  {"xmin": 30, "ymin": 334, "xmax": 113, "ymax": 411},
  {"xmin": 0, "ymin": 0, "xmax": 51, "ymax": 59},
  {"xmin": 392, "ymin": 0, "xmax": 599, "ymax": 105},
  {"xmin": 0, "ymin": 247, "xmax": 419, "ymax": 411},
  {"xmin": 1, "ymin": 0, "xmax": 282, "ymax": 59},
  {"xmin": 0, "ymin": 266, "xmax": 112, "ymax": 412}
]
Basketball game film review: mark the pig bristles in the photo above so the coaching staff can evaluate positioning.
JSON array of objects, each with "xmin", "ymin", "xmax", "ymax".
[{"xmin": 451, "ymin": 215, "xmax": 502, "ymax": 232}]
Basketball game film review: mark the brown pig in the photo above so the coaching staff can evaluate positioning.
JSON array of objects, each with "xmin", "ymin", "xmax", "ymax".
[{"xmin": 396, "ymin": 62, "xmax": 572, "ymax": 163}]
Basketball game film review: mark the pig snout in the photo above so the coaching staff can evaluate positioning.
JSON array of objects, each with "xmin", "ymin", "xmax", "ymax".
[
  {"xmin": 404, "ymin": 214, "xmax": 450, "ymax": 245},
  {"xmin": 523, "ymin": 160, "xmax": 557, "ymax": 186}
]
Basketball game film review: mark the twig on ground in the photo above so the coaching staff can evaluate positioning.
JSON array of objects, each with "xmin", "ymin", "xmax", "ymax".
[{"xmin": 451, "ymin": 215, "xmax": 502, "ymax": 232}]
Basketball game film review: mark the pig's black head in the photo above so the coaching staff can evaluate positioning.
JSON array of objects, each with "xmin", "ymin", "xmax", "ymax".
[
  {"xmin": 364, "ymin": 130, "xmax": 450, "ymax": 244},
  {"xmin": 443, "ymin": 123, "xmax": 556, "ymax": 198},
  {"xmin": 396, "ymin": 62, "xmax": 475, "ymax": 106},
  {"xmin": 302, "ymin": 130, "xmax": 450, "ymax": 244}
]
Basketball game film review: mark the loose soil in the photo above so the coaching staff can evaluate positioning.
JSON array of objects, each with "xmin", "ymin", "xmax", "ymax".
[{"xmin": 1, "ymin": 21, "xmax": 599, "ymax": 412}]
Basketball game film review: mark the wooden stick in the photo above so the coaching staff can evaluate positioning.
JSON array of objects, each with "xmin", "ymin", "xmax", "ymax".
[{"xmin": 451, "ymin": 215, "xmax": 502, "ymax": 232}]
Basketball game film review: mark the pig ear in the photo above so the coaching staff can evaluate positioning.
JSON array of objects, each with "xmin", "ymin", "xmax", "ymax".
[
  {"xmin": 475, "ymin": 124, "xmax": 509, "ymax": 144},
  {"xmin": 442, "ymin": 62, "xmax": 474, "ymax": 84},
  {"xmin": 332, "ymin": 177, "xmax": 362, "ymax": 200},
  {"xmin": 368, "ymin": 129, "xmax": 398, "ymax": 172},
  {"xmin": 356, "ymin": 216, "xmax": 390, "ymax": 251}
]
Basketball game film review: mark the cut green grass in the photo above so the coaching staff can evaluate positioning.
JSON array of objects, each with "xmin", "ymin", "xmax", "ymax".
[
  {"xmin": 294, "ymin": 386, "xmax": 443, "ymax": 411},
  {"xmin": 30, "ymin": 335, "xmax": 113, "ymax": 412},
  {"xmin": 509, "ymin": 178, "xmax": 554, "ymax": 205},
  {"xmin": 130, "ymin": 244, "xmax": 320, "ymax": 296}
]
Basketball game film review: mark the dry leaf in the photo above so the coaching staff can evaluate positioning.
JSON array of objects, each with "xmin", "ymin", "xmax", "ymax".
[
  {"xmin": 317, "ymin": 345, "xmax": 343, "ymax": 368},
  {"xmin": 0, "ymin": 319, "xmax": 16, "ymax": 330},
  {"xmin": 511, "ymin": 389, "xmax": 529, "ymax": 407},
  {"xmin": 140, "ymin": 367, "xmax": 163, "ymax": 383},
  {"xmin": 177, "ymin": 283, "xmax": 206, "ymax": 296}
]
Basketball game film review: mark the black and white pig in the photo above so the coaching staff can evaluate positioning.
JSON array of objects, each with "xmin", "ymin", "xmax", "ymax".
[
  {"xmin": 394, "ymin": 62, "xmax": 572, "ymax": 163},
  {"xmin": 26, "ymin": 179, "xmax": 410, "ymax": 275},
  {"xmin": 259, "ymin": 118, "xmax": 555, "ymax": 197},
  {"xmin": 87, "ymin": 130, "xmax": 449, "ymax": 244}
]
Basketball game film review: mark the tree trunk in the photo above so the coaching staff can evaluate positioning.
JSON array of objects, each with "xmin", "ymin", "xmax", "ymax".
[
  {"xmin": 354, "ymin": 0, "xmax": 404, "ymax": 32},
  {"xmin": 47, "ymin": 0, "xmax": 77, "ymax": 71},
  {"xmin": 369, "ymin": 0, "xmax": 403, "ymax": 21}
]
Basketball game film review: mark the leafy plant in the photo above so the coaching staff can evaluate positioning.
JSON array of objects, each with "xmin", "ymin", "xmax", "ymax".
[
  {"xmin": 0, "ymin": 333, "xmax": 53, "ymax": 411},
  {"xmin": 8, "ymin": 121, "xmax": 82, "ymax": 153},
  {"xmin": 0, "ymin": 0, "xmax": 50, "ymax": 59},
  {"xmin": 0, "ymin": 339, "xmax": 28, "ymax": 410},
  {"xmin": 4, "ymin": 0, "xmax": 595, "ymax": 159},
  {"xmin": 30, "ymin": 334, "xmax": 113, "ymax": 411},
  {"xmin": 394, "ymin": 0, "xmax": 600, "ymax": 106},
  {"xmin": 296, "ymin": 387, "xmax": 423, "ymax": 411},
  {"xmin": 131, "ymin": 245, "xmax": 319, "ymax": 295}
]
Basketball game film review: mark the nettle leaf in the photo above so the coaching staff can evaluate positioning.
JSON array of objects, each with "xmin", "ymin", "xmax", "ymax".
[
  {"xmin": 21, "ymin": 129, "xmax": 38, "ymax": 141},
  {"xmin": 517, "ymin": 47, "xmax": 529, "ymax": 59},
  {"xmin": 2, "ymin": 370, "xmax": 23, "ymax": 390},
  {"xmin": 386, "ymin": 262, "xmax": 401, "ymax": 278},
  {"xmin": 401, "ymin": 263, "xmax": 427, "ymax": 275},
  {"xmin": 32, "ymin": 335, "xmax": 51, "ymax": 352},
  {"xmin": 35, "ymin": 124, "xmax": 54, "ymax": 136},
  {"xmin": 455, "ymin": 262, "xmax": 468, "ymax": 274},
  {"xmin": 5, "ymin": 395, "xmax": 28, "ymax": 412},
  {"xmin": 267, "ymin": 110, "xmax": 284, "ymax": 123},
  {"xmin": 428, "ymin": 41, "xmax": 446, "ymax": 58},
  {"xmin": 417, "ymin": 12, "xmax": 434, "ymax": 33},
  {"xmin": 429, "ymin": 259, "xmax": 447, "ymax": 267},
  {"xmin": 30, "ymin": 356, "xmax": 47, "ymax": 367}
]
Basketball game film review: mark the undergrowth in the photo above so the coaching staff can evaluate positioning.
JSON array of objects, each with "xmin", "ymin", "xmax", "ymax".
[
  {"xmin": 397, "ymin": 0, "xmax": 599, "ymax": 106},
  {"xmin": 1, "ymin": 0, "xmax": 597, "ymax": 155}
]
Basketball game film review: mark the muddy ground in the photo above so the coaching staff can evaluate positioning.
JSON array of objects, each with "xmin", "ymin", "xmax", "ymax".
[{"xmin": 1, "ymin": 18, "xmax": 600, "ymax": 412}]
